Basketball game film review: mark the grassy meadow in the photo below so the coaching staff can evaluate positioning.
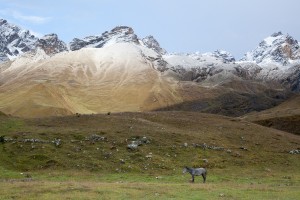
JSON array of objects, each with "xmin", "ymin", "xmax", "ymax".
[{"xmin": 0, "ymin": 112, "xmax": 299, "ymax": 199}]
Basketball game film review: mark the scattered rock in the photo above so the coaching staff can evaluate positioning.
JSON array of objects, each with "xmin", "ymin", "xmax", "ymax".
[
  {"xmin": 283, "ymin": 176, "xmax": 291, "ymax": 179},
  {"xmin": 24, "ymin": 138, "xmax": 45, "ymax": 143},
  {"xmin": 183, "ymin": 142, "xmax": 188, "ymax": 147},
  {"xmin": 110, "ymin": 146, "xmax": 117, "ymax": 150},
  {"xmin": 202, "ymin": 159, "xmax": 208, "ymax": 163},
  {"xmin": 140, "ymin": 136, "xmax": 150, "ymax": 144},
  {"xmin": 264, "ymin": 168, "xmax": 271, "ymax": 172},
  {"xmin": 289, "ymin": 149, "xmax": 300, "ymax": 154},
  {"xmin": 103, "ymin": 152, "xmax": 112, "ymax": 159},
  {"xmin": 233, "ymin": 151, "xmax": 241, "ymax": 157},
  {"xmin": 52, "ymin": 138, "xmax": 61, "ymax": 147},
  {"xmin": 86, "ymin": 134, "xmax": 106, "ymax": 142},
  {"xmin": 194, "ymin": 143, "xmax": 224, "ymax": 151},
  {"xmin": 239, "ymin": 147, "xmax": 248, "ymax": 151},
  {"xmin": 127, "ymin": 142, "xmax": 139, "ymax": 150},
  {"xmin": 146, "ymin": 155, "xmax": 153, "ymax": 159},
  {"xmin": 120, "ymin": 159, "xmax": 125, "ymax": 164},
  {"xmin": 127, "ymin": 136, "xmax": 150, "ymax": 150}
]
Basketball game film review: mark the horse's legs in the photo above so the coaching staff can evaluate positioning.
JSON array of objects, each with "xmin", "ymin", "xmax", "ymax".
[
  {"xmin": 202, "ymin": 173, "xmax": 206, "ymax": 183},
  {"xmin": 191, "ymin": 175, "xmax": 195, "ymax": 183}
]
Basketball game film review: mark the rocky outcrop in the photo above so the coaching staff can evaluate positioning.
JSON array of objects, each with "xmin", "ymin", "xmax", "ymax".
[
  {"xmin": 211, "ymin": 50, "xmax": 235, "ymax": 63},
  {"xmin": 35, "ymin": 33, "xmax": 68, "ymax": 55},
  {"xmin": 142, "ymin": 35, "xmax": 167, "ymax": 55}
]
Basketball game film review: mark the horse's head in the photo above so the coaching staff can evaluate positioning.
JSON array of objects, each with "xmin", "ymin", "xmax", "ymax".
[{"xmin": 182, "ymin": 167, "xmax": 188, "ymax": 174}]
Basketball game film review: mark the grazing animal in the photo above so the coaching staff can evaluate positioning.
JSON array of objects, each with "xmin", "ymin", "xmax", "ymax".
[{"xmin": 183, "ymin": 166, "xmax": 207, "ymax": 183}]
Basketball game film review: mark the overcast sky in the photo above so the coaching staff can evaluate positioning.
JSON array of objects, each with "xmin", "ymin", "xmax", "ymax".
[{"xmin": 0, "ymin": 0, "xmax": 299, "ymax": 58}]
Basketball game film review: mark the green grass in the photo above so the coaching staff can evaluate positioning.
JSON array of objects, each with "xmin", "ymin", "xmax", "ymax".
[
  {"xmin": 0, "ymin": 112, "xmax": 300, "ymax": 199},
  {"xmin": 0, "ymin": 171, "xmax": 299, "ymax": 200},
  {"xmin": 0, "ymin": 117, "xmax": 24, "ymax": 134}
]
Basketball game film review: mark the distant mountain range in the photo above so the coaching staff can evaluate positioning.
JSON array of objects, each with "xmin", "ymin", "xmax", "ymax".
[{"xmin": 0, "ymin": 18, "xmax": 299, "ymax": 117}]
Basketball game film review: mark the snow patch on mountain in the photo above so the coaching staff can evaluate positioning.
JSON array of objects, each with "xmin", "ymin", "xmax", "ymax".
[
  {"xmin": 163, "ymin": 51, "xmax": 238, "ymax": 83},
  {"xmin": 4, "ymin": 48, "xmax": 50, "ymax": 73}
]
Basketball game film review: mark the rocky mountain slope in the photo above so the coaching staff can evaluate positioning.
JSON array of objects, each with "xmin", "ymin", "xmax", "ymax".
[
  {"xmin": 0, "ymin": 19, "xmax": 299, "ymax": 117},
  {"xmin": 165, "ymin": 32, "xmax": 300, "ymax": 92},
  {"xmin": 0, "ymin": 19, "xmax": 38, "ymax": 62},
  {"xmin": 241, "ymin": 32, "xmax": 300, "ymax": 65},
  {"xmin": 35, "ymin": 33, "xmax": 68, "ymax": 55}
]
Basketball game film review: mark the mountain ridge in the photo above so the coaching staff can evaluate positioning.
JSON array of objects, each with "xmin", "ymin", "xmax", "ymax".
[{"xmin": 0, "ymin": 19, "xmax": 300, "ymax": 117}]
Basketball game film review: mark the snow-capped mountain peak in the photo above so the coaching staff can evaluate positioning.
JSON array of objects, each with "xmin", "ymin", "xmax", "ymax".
[
  {"xmin": 242, "ymin": 32, "xmax": 300, "ymax": 65},
  {"xmin": 69, "ymin": 26, "xmax": 139, "ymax": 51},
  {"xmin": 0, "ymin": 19, "xmax": 68, "ymax": 62},
  {"xmin": 0, "ymin": 18, "xmax": 38, "ymax": 62},
  {"xmin": 0, "ymin": 19, "xmax": 7, "ymax": 26}
]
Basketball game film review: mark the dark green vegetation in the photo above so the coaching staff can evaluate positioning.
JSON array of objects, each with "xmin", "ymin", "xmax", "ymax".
[
  {"xmin": 0, "ymin": 111, "xmax": 6, "ymax": 116},
  {"xmin": 255, "ymin": 115, "xmax": 300, "ymax": 135},
  {"xmin": 0, "ymin": 112, "xmax": 299, "ymax": 199},
  {"xmin": 156, "ymin": 90, "xmax": 292, "ymax": 117}
]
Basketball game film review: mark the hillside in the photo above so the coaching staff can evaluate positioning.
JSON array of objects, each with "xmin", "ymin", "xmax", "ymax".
[
  {"xmin": 244, "ymin": 95, "xmax": 300, "ymax": 135},
  {"xmin": 0, "ymin": 44, "xmax": 292, "ymax": 118},
  {"xmin": 0, "ymin": 43, "xmax": 183, "ymax": 117},
  {"xmin": 0, "ymin": 112, "xmax": 299, "ymax": 173}
]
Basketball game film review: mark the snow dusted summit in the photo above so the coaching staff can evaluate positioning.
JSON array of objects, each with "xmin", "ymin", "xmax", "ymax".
[
  {"xmin": 0, "ymin": 19, "xmax": 67, "ymax": 62},
  {"xmin": 0, "ymin": 18, "xmax": 299, "ymax": 92}
]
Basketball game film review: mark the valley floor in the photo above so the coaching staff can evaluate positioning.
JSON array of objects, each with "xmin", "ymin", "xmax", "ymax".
[
  {"xmin": 0, "ymin": 111, "xmax": 299, "ymax": 199},
  {"xmin": 0, "ymin": 170, "xmax": 299, "ymax": 200}
]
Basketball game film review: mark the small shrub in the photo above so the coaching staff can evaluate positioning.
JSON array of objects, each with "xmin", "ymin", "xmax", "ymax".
[{"xmin": 0, "ymin": 135, "xmax": 5, "ymax": 143}]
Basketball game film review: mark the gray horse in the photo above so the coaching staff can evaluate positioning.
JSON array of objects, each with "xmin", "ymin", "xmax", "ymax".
[{"xmin": 183, "ymin": 166, "xmax": 207, "ymax": 183}]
